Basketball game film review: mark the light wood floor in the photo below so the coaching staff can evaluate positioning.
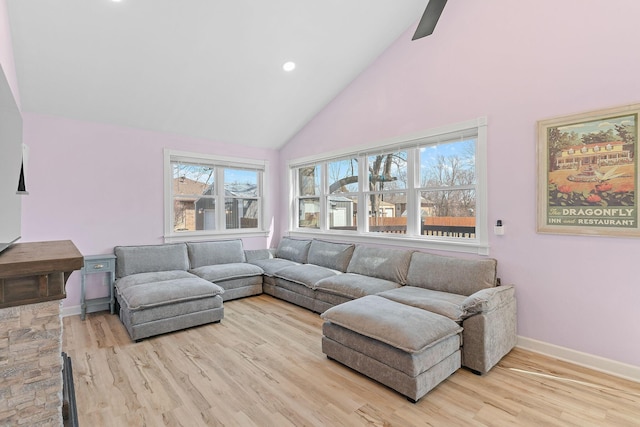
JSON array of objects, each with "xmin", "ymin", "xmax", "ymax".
[{"xmin": 63, "ymin": 295, "xmax": 640, "ymax": 426}]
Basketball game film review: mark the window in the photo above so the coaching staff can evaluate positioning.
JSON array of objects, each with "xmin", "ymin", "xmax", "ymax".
[
  {"xmin": 289, "ymin": 118, "xmax": 488, "ymax": 254},
  {"xmin": 328, "ymin": 158, "xmax": 359, "ymax": 231},
  {"xmin": 419, "ymin": 138, "xmax": 477, "ymax": 239},
  {"xmin": 366, "ymin": 150, "xmax": 408, "ymax": 234},
  {"xmin": 297, "ymin": 165, "xmax": 321, "ymax": 229},
  {"xmin": 164, "ymin": 150, "xmax": 267, "ymax": 241}
]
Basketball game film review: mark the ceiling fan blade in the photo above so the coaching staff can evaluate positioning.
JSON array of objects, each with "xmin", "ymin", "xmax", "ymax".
[{"xmin": 412, "ymin": 0, "xmax": 448, "ymax": 40}]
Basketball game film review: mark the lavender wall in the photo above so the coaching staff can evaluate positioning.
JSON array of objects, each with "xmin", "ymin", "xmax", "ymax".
[
  {"xmin": 280, "ymin": 0, "xmax": 640, "ymax": 367},
  {"xmin": 21, "ymin": 113, "xmax": 279, "ymax": 307}
]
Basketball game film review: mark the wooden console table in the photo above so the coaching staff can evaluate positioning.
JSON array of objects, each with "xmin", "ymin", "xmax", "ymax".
[{"xmin": 0, "ymin": 240, "xmax": 83, "ymax": 309}]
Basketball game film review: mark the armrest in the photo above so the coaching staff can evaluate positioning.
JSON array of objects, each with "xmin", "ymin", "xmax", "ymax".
[
  {"xmin": 462, "ymin": 285, "xmax": 515, "ymax": 315},
  {"xmin": 461, "ymin": 285, "xmax": 517, "ymax": 374},
  {"xmin": 244, "ymin": 249, "xmax": 274, "ymax": 262}
]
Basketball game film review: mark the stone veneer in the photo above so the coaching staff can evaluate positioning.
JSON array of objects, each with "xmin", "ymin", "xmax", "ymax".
[{"xmin": 0, "ymin": 300, "xmax": 63, "ymax": 426}]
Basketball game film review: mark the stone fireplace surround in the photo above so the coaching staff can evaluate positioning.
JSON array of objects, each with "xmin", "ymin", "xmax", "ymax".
[
  {"xmin": 0, "ymin": 241, "xmax": 83, "ymax": 426},
  {"xmin": 0, "ymin": 300, "xmax": 64, "ymax": 424}
]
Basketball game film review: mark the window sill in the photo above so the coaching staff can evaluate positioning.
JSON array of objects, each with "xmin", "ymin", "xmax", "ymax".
[
  {"xmin": 164, "ymin": 230, "xmax": 270, "ymax": 244},
  {"xmin": 288, "ymin": 229, "xmax": 490, "ymax": 256}
]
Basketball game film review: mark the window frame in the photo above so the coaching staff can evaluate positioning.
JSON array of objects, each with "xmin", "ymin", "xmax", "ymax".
[
  {"xmin": 287, "ymin": 118, "xmax": 489, "ymax": 255},
  {"xmin": 164, "ymin": 149, "xmax": 269, "ymax": 242}
]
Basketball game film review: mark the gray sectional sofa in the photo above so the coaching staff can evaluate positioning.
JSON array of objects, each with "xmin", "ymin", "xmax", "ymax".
[
  {"xmin": 113, "ymin": 237, "xmax": 517, "ymax": 400},
  {"xmin": 252, "ymin": 240, "xmax": 412, "ymax": 314},
  {"xmin": 113, "ymin": 240, "xmax": 262, "ymax": 341},
  {"xmin": 250, "ymin": 238, "xmax": 516, "ymax": 375}
]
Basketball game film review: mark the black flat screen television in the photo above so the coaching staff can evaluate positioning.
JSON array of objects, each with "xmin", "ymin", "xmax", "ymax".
[{"xmin": 0, "ymin": 63, "xmax": 24, "ymax": 255}]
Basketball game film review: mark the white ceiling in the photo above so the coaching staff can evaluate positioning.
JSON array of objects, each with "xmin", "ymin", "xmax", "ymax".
[{"xmin": 6, "ymin": 0, "xmax": 427, "ymax": 149}]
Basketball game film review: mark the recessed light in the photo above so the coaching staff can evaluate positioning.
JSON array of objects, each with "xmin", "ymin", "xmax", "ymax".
[{"xmin": 282, "ymin": 61, "xmax": 296, "ymax": 72}]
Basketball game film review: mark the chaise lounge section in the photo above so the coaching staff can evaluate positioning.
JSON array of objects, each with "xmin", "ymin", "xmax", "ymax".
[
  {"xmin": 114, "ymin": 243, "xmax": 225, "ymax": 341},
  {"xmin": 319, "ymin": 249, "xmax": 516, "ymax": 400}
]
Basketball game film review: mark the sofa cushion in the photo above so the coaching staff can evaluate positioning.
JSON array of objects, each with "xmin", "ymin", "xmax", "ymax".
[
  {"xmin": 248, "ymin": 258, "xmax": 299, "ymax": 276},
  {"xmin": 377, "ymin": 286, "xmax": 468, "ymax": 322},
  {"xmin": 115, "ymin": 243, "xmax": 189, "ymax": 278},
  {"xmin": 116, "ymin": 274, "xmax": 224, "ymax": 311},
  {"xmin": 125, "ymin": 294, "xmax": 223, "ymax": 326},
  {"xmin": 316, "ymin": 273, "xmax": 401, "ymax": 300},
  {"xmin": 407, "ymin": 252, "xmax": 497, "ymax": 296},
  {"xmin": 186, "ymin": 240, "xmax": 246, "ymax": 268},
  {"xmin": 190, "ymin": 263, "xmax": 264, "ymax": 282},
  {"xmin": 115, "ymin": 270, "xmax": 195, "ymax": 290},
  {"xmin": 276, "ymin": 238, "xmax": 312, "ymax": 263},
  {"xmin": 244, "ymin": 248, "xmax": 275, "ymax": 262},
  {"xmin": 321, "ymin": 295, "xmax": 462, "ymax": 354},
  {"xmin": 307, "ymin": 240, "xmax": 355, "ymax": 272},
  {"xmin": 274, "ymin": 264, "xmax": 339, "ymax": 289},
  {"xmin": 346, "ymin": 246, "xmax": 412, "ymax": 284}
]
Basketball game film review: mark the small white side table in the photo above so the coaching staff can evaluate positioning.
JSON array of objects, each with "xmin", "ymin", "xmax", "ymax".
[{"xmin": 80, "ymin": 254, "xmax": 116, "ymax": 320}]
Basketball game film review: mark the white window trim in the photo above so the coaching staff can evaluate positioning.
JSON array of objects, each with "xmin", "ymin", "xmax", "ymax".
[
  {"xmin": 163, "ymin": 148, "xmax": 269, "ymax": 243},
  {"xmin": 287, "ymin": 118, "xmax": 490, "ymax": 255}
]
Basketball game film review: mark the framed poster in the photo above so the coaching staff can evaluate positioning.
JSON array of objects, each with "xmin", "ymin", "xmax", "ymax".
[{"xmin": 537, "ymin": 103, "xmax": 639, "ymax": 237}]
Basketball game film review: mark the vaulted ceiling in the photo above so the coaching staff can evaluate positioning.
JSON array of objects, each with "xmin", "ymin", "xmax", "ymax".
[{"xmin": 6, "ymin": 0, "xmax": 428, "ymax": 149}]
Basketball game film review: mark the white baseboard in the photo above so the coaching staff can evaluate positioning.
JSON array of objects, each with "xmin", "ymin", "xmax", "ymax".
[
  {"xmin": 517, "ymin": 336, "xmax": 640, "ymax": 383},
  {"xmin": 61, "ymin": 305, "xmax": 81, "ymax": 317},
  {"xmin": 61, "ymin": 303, "xmax": 109, "ymax": 318}
]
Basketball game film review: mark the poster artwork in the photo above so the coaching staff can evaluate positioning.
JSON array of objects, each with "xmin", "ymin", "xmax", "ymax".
[{"xmin": 538, "ymin": 104, "xmax": 639, "ymax": 237}]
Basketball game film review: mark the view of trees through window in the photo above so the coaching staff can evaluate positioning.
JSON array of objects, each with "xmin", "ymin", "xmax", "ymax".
[
  {"xmin": 367, "ymin": 151, "xmax": 407, "ymax": 233},
  {"xmin": 328, "ymin": 159, "xmax": 359, "ymax": 230},
  {"xmin": 172, "ymin": 162, "xmax": 260, "ymax": 232},
  {"xmin": 293, "ymin": 136, "xmax": 477, "ymax": 239},
  {"xmin": 297, "ymin": 165, "xmax": 320, "ymax": 228},
  {"xmin": 420, "ymin": 140, "xmax": 476, "ymax": 237}
]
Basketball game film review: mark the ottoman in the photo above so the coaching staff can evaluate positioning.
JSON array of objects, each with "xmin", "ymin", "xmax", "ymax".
[{"xmin": 321, "ymin": 295, "xmax": 463, "ymax": 402}]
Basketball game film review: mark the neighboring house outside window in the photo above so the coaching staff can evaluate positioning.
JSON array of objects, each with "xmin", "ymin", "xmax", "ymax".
[
  {"xmin": 164, "ymin": 149, "xmax": 268, "ymax": 242},
  {"xmin": 288, "ymin": 118, "xmax": 489, "ymax": 255}
]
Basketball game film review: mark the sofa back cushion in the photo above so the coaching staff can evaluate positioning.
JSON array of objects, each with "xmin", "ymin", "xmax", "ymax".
[
  {"xmin": 186, "ymin": 240, "xmax": 246, "ymax": 268},
  {"xmin": 115, "ymin": 243, "xmax": 189, "ymax": 278},
  {"xmin": 346, "ymin": 245, "xmax": 412, "ymax": 284},
  {"xmin": 407, "ymin": 251, "xmax": 497, "ymax": 296},
  {"xmin": 275, "ymin": 238, "xmax": 312, "ymax": 264},
  {"xmin": 307, "ymin": 240, "xmax": 355, "ymax": 272}
]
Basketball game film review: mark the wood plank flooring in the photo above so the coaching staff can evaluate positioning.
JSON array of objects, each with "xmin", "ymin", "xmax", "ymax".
[{"xmin": 62, "ymin": 295, "xmax": 640, "ymax": 426}]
